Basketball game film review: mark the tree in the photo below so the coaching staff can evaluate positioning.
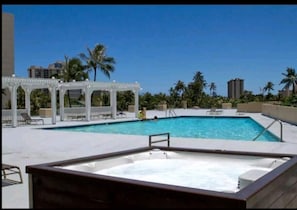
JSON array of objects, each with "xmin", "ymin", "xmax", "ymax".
[
  {"xmin": 209, "ymin": 82, "xmax": 217, "ymax": 97},
  {"xmin": 263, "ymin": 81, "xmax": 274, "ymax": 94},
  {"xmin": 170, "ymin": 80, "xmax": 187, "ymax": 107},
  {"xmin": 188, "ymin": 71, "xmax": 207, "ymax": 106},
  {"xmin": 53, "ymin": 56, "xmax": 88, "ymax": 107},
  {"xmin": 117, "ymin": 91, "xmax": 134, "ymax": 111},
  {"xmin": 280, "ymin": 67, "xmax": 297, "ymax": 95},
  {"xmin": 174, "ymin": 80, "xmax": 186, "ymax": 99},
  {"xmin": 79, "ymin": 44, "xmax": 116, "ymax": 106},
  {"xmin": 79, "ymin": 43, "xmax": 116, "ymax": 81},
  {"xmin": 169, "ymin": 87, "xmax": 179, "ymax": 107},
  {"xmin": 263, "ymin": 81, "xmax": 274, "ymax": 101},
  {"xmin": 30, "ymin": 89, "xmax": 51, "ymax": 115}
]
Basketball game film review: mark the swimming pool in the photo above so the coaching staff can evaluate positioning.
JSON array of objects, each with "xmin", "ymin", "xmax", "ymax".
[{"xmin": 48, "ymin": 116, "xmax": 280, "ymax": 142}]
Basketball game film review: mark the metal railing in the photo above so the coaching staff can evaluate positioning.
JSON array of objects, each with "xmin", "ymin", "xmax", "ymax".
[
  {"xmin": 149, "ymin": 133, "xmax": 170, "ymax": 147},
  {"xmin": 253, "ymin": 119, "xmax": 283, "ymax": 142},
  {"xmin": 165, "ymin": 108, "xmax": 176, "ymax": 117}
]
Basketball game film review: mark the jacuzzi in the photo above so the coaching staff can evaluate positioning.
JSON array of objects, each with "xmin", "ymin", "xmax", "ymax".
[{"xmin": 26, "ymin": 147, "xmax": 297, "ymax": 208}]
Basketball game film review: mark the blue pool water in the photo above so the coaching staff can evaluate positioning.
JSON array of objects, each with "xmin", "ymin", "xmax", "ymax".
[{"xmin": 48, "ymin": 116, "xmax": 280, "ymax": 142}]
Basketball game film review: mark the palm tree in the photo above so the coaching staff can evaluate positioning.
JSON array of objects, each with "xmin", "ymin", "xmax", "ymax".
[
  {"xmin": 169, "ymin": 80, "xmax": 186, "ymax": 108},
  {"xmin": 65, "ymin": 56, "xmax": 89, "ymax": 82},
  {"xmin": 209, "ymin": 82, "xmax": 216, "ymax": 97},
  {"xmin": 79, "ymin": 43, "xmax": 116, "ymax": 81},
  {"xmin": 79, "ymin": 44, "xmax": 116, "ymax": 106},
  {"xmin": 280, "ymin": 67, "xmax": 297, "ymax": 95},
  {"xmin": 263, "ymin": 81, "xmax": 274, "ymax": 100},
  {"xmin": 189, "ymin": 71, "xmax": 207, "ymax": 106},
  {"xmin": 53, "ymin": 56, "xmax": 88, "ymax": 82},
  {"xmin": 263, "ymin": 81, "xmax": 274, "ymax": 94},
  {"xmin": 174, "ymin": 80, "xmax": 186, "ymax": 100},
  {"xmin": 53, "ymin": 56, "xmax": 88, "ymax": 107}
]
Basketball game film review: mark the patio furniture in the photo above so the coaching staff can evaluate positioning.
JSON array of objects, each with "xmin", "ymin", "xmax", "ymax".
[
  {"xmin": 206, "ymin": 107, "xmax": 223, "ymax": 115},
  {"xmin": 91, "ymin": 106, "xmax": 112, "ymax": 119},
  {"xmin": 64, "ymin": 107, "xmax": 86, "ymax": 120},
  {"xmin": 20, "ymin": 113, "xmax": 44, "ymax": 125},
  {"xmin": 2, "ymin": 164, "xmax": 23, "ymax": 187},
  {"xmin": 117, "ymin": 111, "xmax": 127, "ymax": 118}
]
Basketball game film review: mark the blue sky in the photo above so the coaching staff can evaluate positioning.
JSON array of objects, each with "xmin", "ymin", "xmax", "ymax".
[{"xmin": 2, "ymin": 4, "xmax": 297, "ymax": 96}]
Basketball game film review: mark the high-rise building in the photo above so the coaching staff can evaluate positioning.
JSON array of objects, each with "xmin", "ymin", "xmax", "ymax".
[
  {"xmin": 227, "ymin": 78, "xmax": 244, "ymax": 99},
  {"xmin": 2, "ymin": 12, "xmax": 15, "ymax": 108},
  {"xmin": 2, "ymin": 12, "xmax": 14, "ymax": 76},
  {"xmin": 28, "ymin": 61, "xmax": 64, "ymax": 79},
  {"xmin": 28, "ymin": 61, "xmax": 82, "ymax": 99}
]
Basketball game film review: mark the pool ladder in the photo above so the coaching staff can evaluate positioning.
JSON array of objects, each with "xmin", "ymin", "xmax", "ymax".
[
  {"xmin": 166, "ymin": 108, "xmax": 177, "ymax": 117},
  {"xmin": 253, "ymin": 119, "xmax": 283, "ymax": 142}
]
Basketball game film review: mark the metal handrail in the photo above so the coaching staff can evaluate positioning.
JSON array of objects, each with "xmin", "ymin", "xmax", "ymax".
[
  {"xmin": 165, "ymin": 107, "xmax": 176, "ymax": 117},
  {"xmin": 149, "ymin": 133, "xmax": 170, "ymax": 147},
  {"xmin": 253, "ymin": 119, "xmax": 283, "ymax": 142},
  {"xmin": 169, "ymin": 108, "xmax": 176, "ymax": 117}
]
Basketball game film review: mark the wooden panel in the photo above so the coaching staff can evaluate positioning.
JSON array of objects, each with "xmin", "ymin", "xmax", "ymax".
[
  {"xmin": 246, "ymin": 158, "xmax": 297, "ymax": 208},
  {"xmin": 30, "ymin": 172, "xmax": 246, "ymax": 208}
]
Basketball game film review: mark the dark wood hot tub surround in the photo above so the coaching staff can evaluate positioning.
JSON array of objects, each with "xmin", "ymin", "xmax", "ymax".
[{"xmin": 26, "ymin": 147, "xmax": 297, "ymax": 208}]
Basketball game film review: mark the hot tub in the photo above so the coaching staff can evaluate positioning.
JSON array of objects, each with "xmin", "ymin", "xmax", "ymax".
[{"xmin": 26, "ymin": 147, "xmax": 297, "ymax": 208}]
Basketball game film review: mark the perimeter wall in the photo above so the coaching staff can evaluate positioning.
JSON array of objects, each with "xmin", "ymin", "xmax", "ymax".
[
  {"xmin": 261, "ymin": 104, "xmax": 297, "ymax": 125},
  {"xmin": 236, "ymin": 102, "xmax": 297, "ymax": 125}
]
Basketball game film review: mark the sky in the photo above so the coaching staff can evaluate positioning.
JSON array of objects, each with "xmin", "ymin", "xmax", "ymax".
[{"xmin": 2, "ymin": 4, "xmax": 297, "ymax": 96}]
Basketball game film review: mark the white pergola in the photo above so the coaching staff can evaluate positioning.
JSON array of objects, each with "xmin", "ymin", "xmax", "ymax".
[
  {"xmin": 58, "ymin": 79, "xmax": 140, "ymax": 121},
  {"xmin": 2, "ymin": 76, "xmax": 140, "ymax": 127}
]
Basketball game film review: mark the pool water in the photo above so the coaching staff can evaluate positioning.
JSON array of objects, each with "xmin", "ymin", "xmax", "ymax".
[
  {"xmin": 50, "ymin": 116, "xmax": 280, "ymax": 142},
  {"xmin": 59, "ymin": 149, "xmax": 289, "ymax": 193},
  {"xmin": 95, "ymin": 158, "xmax": 264, "ymax": 192}
]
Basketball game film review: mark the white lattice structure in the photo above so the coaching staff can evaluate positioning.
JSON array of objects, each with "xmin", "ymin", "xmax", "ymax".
[{"xmin": 2, "ymin": 76, "xmax": 140, "ymax": 127}]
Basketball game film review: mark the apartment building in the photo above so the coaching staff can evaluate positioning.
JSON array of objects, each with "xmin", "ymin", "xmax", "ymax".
[
  {"xmin": 28, "ymin": 61, "xmax": 64, "ymax": 79},
  {"xmin": 227, "ymin": 78, "xmax": 244, "ymax": 99},
  {"xmin": 28, "ymin": 61, "xmax": 82, "ymax": 99},
  {"xmin": 2, "ymin": 12, "xmax": 14, "ymax": 108}
]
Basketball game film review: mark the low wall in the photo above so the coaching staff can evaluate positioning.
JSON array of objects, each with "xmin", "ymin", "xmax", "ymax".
[
  {"xmin": 128, "ymin": 105, "xmax": 135, "ymax": 112},
  {"xmin": 222, "ymin": 103, "xmax": 232, "ymax": 109},
  {"xmin": 39, "ymin": 108, "xmax": 52, "ymax": 118},
  {"xmin": 157, "ymin": 104, "xmax": 167, "ymax": 111},
  {"xmin": 237, "ymin": 102, "xmax": 263, "ymax": 113},
  {"xmin": 262, "ymin": 104, "xmax": 297, "ymax": 125}
]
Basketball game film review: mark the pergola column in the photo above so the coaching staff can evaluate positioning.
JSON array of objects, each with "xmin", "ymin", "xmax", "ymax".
[
  {"xmin": 49, "ymin": 86, "xmax": 57, "ymax": 124},
  {"xmin": 85, "ymin": 86, "xmax": 91, "ymax": 121},
  {"xmin": 59, "ymin": 88, "xmax": 65, "ymax": 121},
  {"xmin": 134, "ymin": 89, "xmax": 139, "ymax": 118},
  {"xmin": 110, "ymin": 90, "xmax": 117, "ymax": 119},
  {"xmin": 24, "ymin": 87, "xmax": 32, "ymax": 116},
  {"xmin": 9, "ymin": 85, "xmax": 18, "ymax": 128}
]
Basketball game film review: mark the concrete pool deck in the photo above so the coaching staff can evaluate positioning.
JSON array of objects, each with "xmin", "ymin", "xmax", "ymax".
[{"xmin": 2, "ymin": 108, "xmax": 297, "ymax": 208}]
